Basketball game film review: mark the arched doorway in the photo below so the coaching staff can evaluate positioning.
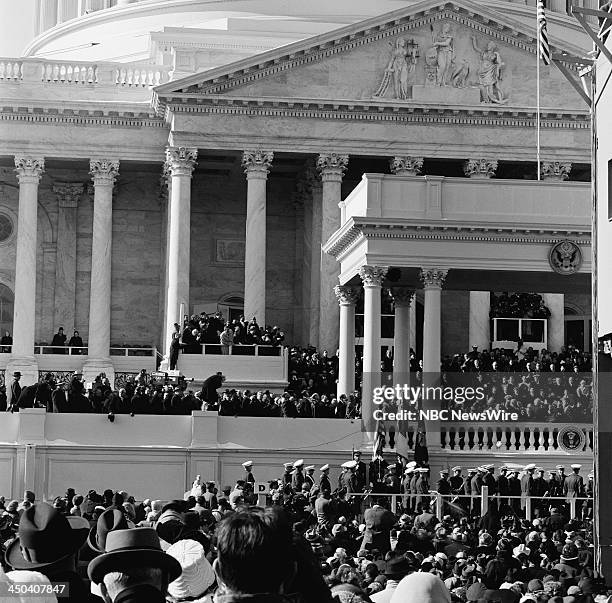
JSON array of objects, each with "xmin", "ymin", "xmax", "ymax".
[
  {"xmin": 0, "ymin": 284, "xmax": 13, "ymax": 338},
  {"xmin": 218, "ymin": 294, "xmax": 244, "ymax": 323}
]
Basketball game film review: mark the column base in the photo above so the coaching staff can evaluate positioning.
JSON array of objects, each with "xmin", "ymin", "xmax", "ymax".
[
  {"xmin": 82, "ymin": 358, "xmax": 115, "ymax": 388},
  {"xmin": 6, "ymin": 357, "xmax": 39, "ymax": 387}
]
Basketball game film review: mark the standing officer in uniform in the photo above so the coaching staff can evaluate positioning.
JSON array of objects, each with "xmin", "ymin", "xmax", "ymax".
[
  {"xmin": 471, "ymin": 467, "xmax": 484, "ymax": 515},
  {"xmin": 462, "ymin": 468, "xmax": 475, "ymax": 512},
  {"xmin": 436, "ymin": 469, "xmax": 451, "ymax": 496},
  {"xmin": 449, "ymin": 466, "xmax": 463, "ymax": 495},
  {"xmin": 304, "ymin": 465, "xmax": 316, "ymax": 490},
  {"xmin": 8, "ymin": 371, "xmax": 21, "ymax": 412},
  {"xmin": 483, "ymin": 464, "xmax": 497, "ymax": 495},
  {"xmin": 508, "ymin": 469, "xmax": 522, "ymax": 514},
  {"xmin": 319, "ymin": 464, "xmax": 331, "ymax": 493},
  {"xmin": 282, "ymin": 462, "xmax": 293, "ymax": 488},
  {"xmin": 521, "ymin": 463, "xmax": 536, "ymax": 512},
  {"xmin": 556, "ymin": 465, "xmax": 567, "ymax": 493},
  {"xmin": 292, "ymin": 459, "xmax": 305, "ymax": 491},
  {"xmin": 242, "ymin": 460, "xmax": 255, "ymax": 484},
  {"xmin": 402, "ymin": 465, "xmax": 415, "ymax": 511},
  {"xmin": 415, "ymin": 467, "xmax": 430, "ymax": 511},
  {"xmin": 564, "ymin": 463, "xmax": 584, "ymax": 500},
  {"xmin": 384, "ymin": 464, "xmax": 401, "ymax": 494},
  {"xmin": 497, "ymin": 466, "xmax": 509, "ymax": 510}
]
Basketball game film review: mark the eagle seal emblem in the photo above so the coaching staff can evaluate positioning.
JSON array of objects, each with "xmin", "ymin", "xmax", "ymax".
[{"xmin": 549, "ymin": 240, "xmax": 582, "ymax": 275}]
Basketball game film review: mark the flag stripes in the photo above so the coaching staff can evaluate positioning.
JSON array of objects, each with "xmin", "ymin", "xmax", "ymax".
[{"xmin": 537, "ymin": 0, "xmax": 551, "ymax": 65}]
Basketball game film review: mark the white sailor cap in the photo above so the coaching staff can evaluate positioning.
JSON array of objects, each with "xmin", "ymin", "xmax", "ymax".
[
  {"xmin": 571, "ymin": 464, "xmax": 582, "ymax": 470},
  {"xmin": 341, "ymin": 460, "xmax": 357, "ymax": 469},
  {"xmin": 524, "ymin": 464, "xmax": 536, "ymax": 471},
  {"xmin": 405, "ymin": 467, "xmax": 414, "ymax": 474},
  {"xmin": 451, "ymin": 466, "xmax": 462, "ymax": 472},
  {"xmin": 283, "ymin": 462, "xmax": 293, "ymax": 469},
  {"xmin": 305, "ymin": 465, "xmax": 315, "ymax": 471},
  {"xmin": 407, "ymin": 461, "xmax": 417, "ymax": 468},
  {"xmin": 319, "ymin": 464, "xmax": 330, "ymax": 472},
  {"xmin": 293, "ymin": 459, "xmax": 304, "ymax": 468},
  {"xmin": 242, "ymin": 460, "xmax": 253, "ymax": 468}
]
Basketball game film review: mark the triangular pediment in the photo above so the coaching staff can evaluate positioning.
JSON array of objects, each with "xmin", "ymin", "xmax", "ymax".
[{"xmin": 154, "ymin": 0, "xmax": 590, "ymax": 111}]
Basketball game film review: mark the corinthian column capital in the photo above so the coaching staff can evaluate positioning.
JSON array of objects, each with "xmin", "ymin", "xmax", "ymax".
[
  {"xmin": 242, "ymin": 150, "xmax": 273, "ymax": 178},
  {"xmin": 90, "ymin": 159, "xmax": 120, "ymax": 186},
  {"xmin": 359, "ymin": 265, "xmax": 388, "ymax": 288},
  {"xmin": 334, "ymin": 285, "xmax": 359, "ymax": 306},
  {"xmin": 165, "ymin": 147, "xmax": 197, "ymax": 177},
  {"xmin": 540, "ymin": 161, "xmax": 572, "ymax": 181},
  {"xmin": 14, "ymin": 156, "xmax": 45, "ymax": 184},
  {"xmin": 390, "ymin": 156, "xmax": 423, "ymax": 176},
  {"xmin": 420, "ymin": 268, "xmax": 448, "ymax": 289},
  {"xmin": 53, "ymin": 182, "xmax": 84, "ymax": 208},
  {"xmin": 463, "ymin": 158, "xmax": 497, "ymax": 179},
  {"xmin": 317, "ymin": 153, "xmax": 349, "ymax": 182},
  {"xmin": 389, "ymin": 287, "xmax": 414, "ymax": 307}
]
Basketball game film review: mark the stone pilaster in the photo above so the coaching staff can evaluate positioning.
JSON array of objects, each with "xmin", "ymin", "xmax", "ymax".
[
  {"xmin": 317, "ymin": 153, "xmax": 348, "ymax": 354},
  {"xmin": 463, "ymin": 158, "xmax": 498, "ymax": 179},
  {"xmin": 9, "ymin": 156, "xmax": 45, "ymax": 386},
  {"xmin": 420, "ymin": 268, "xmax": 448, "ymax": 373},
  {"xmin": 161, "ymin": 147, "xmax": 197, "ymax": 370},
  {"xmin": 53, "ymin": 182, "xmax": 83, "ymax": 336},
  {"xmin": 540, "ymin": 161, "xmax": 572, "ymax": 181},
  {"xmin": 390, "ymin": 156, "xmax": 424, "ymax": 176},
  {"xmin": 242, "ymin": 150, "xmax": 273, "ymax": 324}
]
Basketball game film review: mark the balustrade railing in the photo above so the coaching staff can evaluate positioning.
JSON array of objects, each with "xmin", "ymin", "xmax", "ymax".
[
  {"xmin": 0, "ymin": 58, "xmax": 170, "ymax": 88},
  {"xmin": 442, "ymin": 422, "xmax": 593, "ymax": 452}
]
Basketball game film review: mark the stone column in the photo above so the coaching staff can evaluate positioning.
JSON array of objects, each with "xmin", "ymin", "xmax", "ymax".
[
  {"xmin": 160, "ymin": 147, "xmax": 197, "ymax": 371},
  {"xmin": 420, "ymin": 268, "xmax": 448, "ymax": 373},
  {"xmin": 360, "ymin": 266, "xmax": 388, "ymax": 403},
  {"xmin": 53, "ymin": 182, "xmax": 82, "ymax": 336},
  {"xmin": 540, "ymin": 162, "xmax": 572, "ymax": 181},
  {"xmin": 309, "ymin": 177, "xmax": 322, "ymax": 346},
  {"xmin": 317, "ymin": 153, "xmax": 348, "ymax": 354},
  {"xmin": 469, "ymin": 291, "xmax": 491, "ymax": 351},
  {"xmin": 242, "ymin": 150, "xmax": 273, "ymax": 325},
  {"xmin": 390, "ymin": 156, "xmax": 424, "ymax": 176},
  {"xmin": 463, "ymin": 159, "xmax": 498, "ymax": 179},
  {"xmin": 335, "ymin": 285, "xmax": 358, "ymax": 398},
  {"xmin": 83, "ymin": 159, "xmax": 118, "ymax": 383},
  {"xmin": 389, "ymin": 288, "xmax": 414, "ymax": 384},
  {"xmin": 8, "ymin": 157, "xmax": 45, "ymax": 385},
  {"xmin": 542, "ymin": 293, "xmax": 565, "ymax": 352}
]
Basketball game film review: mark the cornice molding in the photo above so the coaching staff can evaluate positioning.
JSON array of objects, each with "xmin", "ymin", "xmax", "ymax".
[
  {"xmin": 0, "ymin": 108, "xmax": 165, "ymax": 129},
  {"xmin": 323, "ymin": 218, "xmax": 591, "ymax": 258},
  {"xmin": 166, "ymin": 97, "xmax": 589, "ymax": 129}
]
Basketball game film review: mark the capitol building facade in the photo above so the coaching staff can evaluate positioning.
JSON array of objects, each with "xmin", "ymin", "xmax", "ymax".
[{"xmin": 0, "ymin": 0, "xmax": 596, "ymax": 497}]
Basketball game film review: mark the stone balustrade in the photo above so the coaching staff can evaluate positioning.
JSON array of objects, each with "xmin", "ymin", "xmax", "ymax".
[{"xmin": 0, "ymin": 58, "xmax": 170, "ymax": 88}]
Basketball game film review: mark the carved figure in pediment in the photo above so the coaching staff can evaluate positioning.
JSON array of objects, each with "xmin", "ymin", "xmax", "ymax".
[
  {"xmin": 471, "ymin": 37, "xmax": 508, "ymax": 104},
  {"xmin": 451, "ymin": 59, "xmax": 470, "ymax": 88},
  {"xmin": 431, "ymin": 23, "xmax": 455, "ymax": 86},
  {"xmin": 373, "ymin": 37, "xmax": 419, "ymax": 100}
]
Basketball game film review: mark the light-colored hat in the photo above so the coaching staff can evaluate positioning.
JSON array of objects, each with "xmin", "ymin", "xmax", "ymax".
[
  {"xmin": 283, "ymin": 462, "xmax": 293, "ymax": 469},
  {"xmin": 451, "ymin": 466, "xmax": 461, "ymax": 472},
  {"xmin": 556, "ymin": 465, "xmax": 565, "ymax": 470},
  {"xmin": 320, "ymin": 464, "xmax": 330, "ymax": 472},
  {"xmin": 305, "ymin": 465, "xmax": 315, "ymax": 472},
  {"xmin": 524, "ymin": 464, "xmax": 536, "ymax": 471},
  {"xmin": 405, "ymin": 467, "xmax": 414, "ymax": 474},
  {"xmin": 513, "ymin": 544, "xmax": 529, "ymax": 557},
  {"xmin": 588, "ymin": 472, "xmax": 594, "ymax": 478},
  {"xmin": 166, "ymin": 539, "xmax": 215, "ymax": 600},
  {"xmin": 293, "ymin": 459, "xmax": 304, "ymax": 468},
  {"xmin": 485, "ymin": 464, "xmax": 494, "ymax": 470},
  {"xmin": 407, "ymin": 461, "xmax": 417, "ymax": 468},
  {"xmin": 341, "ymin": 460, "xmax": 357, "ymax": 469},
  {"xmin": 467, "ymin": 468, "xmax": 476, "ymax": 474},
  {"xmin": 440, "ymin": 469, "xmax": 449, "ymax": 475},
  {"xmin": 416, "ymin": 467, "xmax": 429, "ymax": 473},
  {"xmin": 242, "ymin": 461, "xmax": 253, "ymax": 468},
  {"xmin": 571, "ymin": 464, "xmax": 582, "ymax": 470}
]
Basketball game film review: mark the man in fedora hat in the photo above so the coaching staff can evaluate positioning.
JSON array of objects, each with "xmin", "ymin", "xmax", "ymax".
[
  {"xmin": 5, "ymin": 502, "xmax": 95, "ymax": 602},
  {"xmin": 88, "ymin": 527, "xmax": 182, "ymax": 603}
]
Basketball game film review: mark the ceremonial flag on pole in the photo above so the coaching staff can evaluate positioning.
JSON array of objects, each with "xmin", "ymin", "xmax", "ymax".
[
  {"xmin": 372, "ymin": 420, "xmax": 385, "ymax": 461},
  {"xmin": 537, "ymin": 0, "xmax": 551, "ymax": 65}
]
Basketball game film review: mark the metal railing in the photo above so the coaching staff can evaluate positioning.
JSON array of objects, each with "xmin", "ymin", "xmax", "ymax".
[
  {"xmin": 26, "ymin": 345, "xmax": 156, "ymax": 356},
  {"xmin": 347, "ymin": 488, "xmax": 592, "ymax": 521}
]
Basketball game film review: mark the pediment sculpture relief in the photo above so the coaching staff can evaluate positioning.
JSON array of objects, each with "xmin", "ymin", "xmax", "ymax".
[{"xmin": 373, "ymin": 22, "xmax": 509, "ymax": 105}]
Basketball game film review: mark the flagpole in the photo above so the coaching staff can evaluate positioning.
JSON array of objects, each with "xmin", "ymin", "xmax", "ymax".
[{"xmin": 536, "ymin": 4, "xmax": 541, "ymax": 182}]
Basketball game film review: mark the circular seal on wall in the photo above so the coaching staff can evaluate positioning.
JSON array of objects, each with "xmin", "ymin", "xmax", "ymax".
[
  {"xmin": 557, "ymin": 425, "xmax": 585, "ymax": 453},
  {"xmin": 549, "ymin": 240, "xmax": 582, "ymax": 275}
]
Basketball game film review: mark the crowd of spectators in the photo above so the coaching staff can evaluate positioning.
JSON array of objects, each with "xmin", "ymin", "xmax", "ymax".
[
  {"xmin": 489, "ymin": 293, "xmax": 552, "ymax": 320},
  {"xmin": 0, "ymin": 461, "xmax": 602, "ymax": 603}
]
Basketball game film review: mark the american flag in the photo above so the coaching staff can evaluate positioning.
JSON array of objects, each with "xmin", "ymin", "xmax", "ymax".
[{"xmin": 537, "ymin": 0, "xmax": 551, "ymax": 65}]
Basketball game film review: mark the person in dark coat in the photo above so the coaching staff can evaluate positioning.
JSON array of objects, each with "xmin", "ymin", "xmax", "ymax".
[
  {"xmin": 319, "ymin": 464, "xmax": 331, "ymax": 493},
  {"xmin": 436, "ymin": 469, "xmax": 451, "ymax": 495},
  {"xmin": 200, "ymin": 372, "xmax": 225, "ymax": 405},
  {"xmin": 360, "ymin": 500, "xmax": 396, "ymax": 554},
  {"xmin": 169, "ymin": 332, "xmax": 181, "ymax": 371},
  {"xmin": 291, "ymin": 460, "xmax": 305, "ymax": 491},
  {"xmin": 16, "ymin": 383, "xmax": 38, "ymax": 409},
  {"xmin": 242, "ymin": 460, "xmax": 255, "ymax": 484},
  {"xmin": 521, "ymin": 464, "xmax": 535, "ymax": 510},
  {"xmin": 352, "ymin": 451, "xmax": 367, "ymax": 491},
  {"xmin": 564, "ymin": 464, "xmax": 585, "ymax": 499},
  {"xmin": 51, "ymin": 326, "xmax": 67, "ymax": 354},
  {"xmin": 51, "ymin": 384, "xmax": 68, "ymax": 413},
  {"xmin": 9, "ymin": 371, "xmax": 21, "ymax": 412}
]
